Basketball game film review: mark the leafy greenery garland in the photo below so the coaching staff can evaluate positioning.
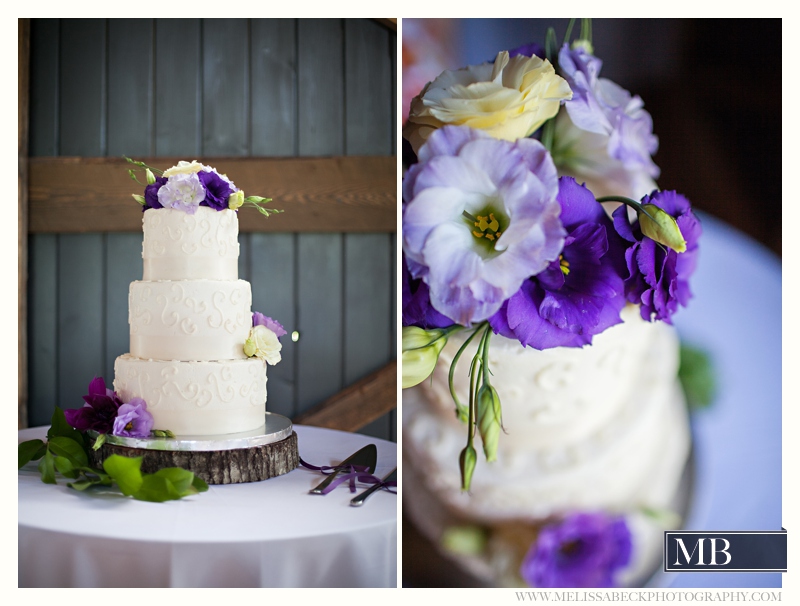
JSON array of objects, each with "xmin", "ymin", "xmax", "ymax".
[{"xmin": 18, "ymin": 408, "xmax": 209, "ymax": 502}]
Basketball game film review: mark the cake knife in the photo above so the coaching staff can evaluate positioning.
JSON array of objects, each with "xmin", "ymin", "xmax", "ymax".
[
  {"xmin": 309, "ymin": 443, "xmax": 378, "ymax": 494},
  {"xmin": 350, "ymin": 467, "xmax": 397, "ymax": 507}
]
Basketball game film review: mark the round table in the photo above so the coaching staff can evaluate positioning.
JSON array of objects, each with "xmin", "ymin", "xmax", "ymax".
[{"xmin": 18, "ymin": 425, "xmax": 397, "ymax": 588}]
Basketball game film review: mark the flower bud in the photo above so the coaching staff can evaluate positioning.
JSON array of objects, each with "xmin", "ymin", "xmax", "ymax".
[
  {"xmin": 228, "ymin": 189, "xmax": 244, "ymax": 210},
  {"xmin": 477, "ymin": 384, "xmax": 502, "ymax": 461},
  {"xmin": 132, "ymin": 194, "xmax": 146, "ymax": 205},
  {"xmin": 402, "ymin": 327, "xmax": 447, "ymax": 388},
  {"xmin": 459, "ymin": 444, "xmax": 478, "ymax": 492},
  {"xmin": 638, "ymin": 204, "xmax": 687, "ymax": 253},
  {"xmin": 145, "ymin": 168, "xmax": 156, "ymax": 185}
]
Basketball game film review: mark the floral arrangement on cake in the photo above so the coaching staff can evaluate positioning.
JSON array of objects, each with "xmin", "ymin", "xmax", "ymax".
[
  {"xmin": 401, "ymin": 21, "xmax": 701, "ymax": 587},
  {"xmin": 125, "ymin": 157, "xmax": 283, "ymax": 217}
]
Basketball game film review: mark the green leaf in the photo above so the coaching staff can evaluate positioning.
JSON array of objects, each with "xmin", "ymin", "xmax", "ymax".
[
  {"xmin": 38, "ymin": 449, "xmax": 56, "ymax": 484},
  {"xmin": 679, "ymin": 344, "xmax": 717, "ymax": 410},
  {"xmin": 103, "ymin": 455, "xmax": 144, "ymax": 496},
  {"xmin": 68, "ymin": 479, "xmax": 101, "ymax": 491},
  {"xmin": 47, "ymin": 407, "xmax": 83, "ymax": 445},
  {"xmin": 77, "ymin": 467, "xmax": 112, "ymax": 485},
  {"xmin": 133, "ymin": 475, "xmax": 181, "ymax": 502},
  {"xmin": 92, "ymin": 433, "xmax": 107, "ymax": 451},
  {"xmin": 192, "ymin": 475, "xmax": 209, "ymax": 493},
  {"xmin": 49, "ymin": 436, "xmax": 89, "ymax": 468},
  {"xmin": 54, "ymin": 456, "xmax": 80, "ymax": 479},
  {"xmin": 18, "ymin": 439, "xmax": 47, "ymax": 468},
  {"xmin": 153, "ymin": 468, "xmax": 196, "ymax": 495}
]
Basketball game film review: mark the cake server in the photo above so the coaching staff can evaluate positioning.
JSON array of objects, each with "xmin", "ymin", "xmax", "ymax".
[
  {"xmin": 309, "ymin": 443, "xmax": 378, "ymax": 494},
  {"xmin": 350, "ymin": 467, "xmax": 397, "ymax": 507}
]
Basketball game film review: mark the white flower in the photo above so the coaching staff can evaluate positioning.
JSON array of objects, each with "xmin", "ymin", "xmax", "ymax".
[
  {"xmin": 243, "ymin": 325, "xmax": 282, "ymax": 365},
  {"xmin": 403, "ymin": 51, "xmax": 572, "ymax": 154},
  {"xmin": 163, "ymin": 160, "xmax": 206, "ymax": 177}
]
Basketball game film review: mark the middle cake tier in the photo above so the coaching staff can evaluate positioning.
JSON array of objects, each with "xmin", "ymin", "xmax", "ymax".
[{"xmin": 129, "ymin": 279, "xmax": 252, "ymax": 361}]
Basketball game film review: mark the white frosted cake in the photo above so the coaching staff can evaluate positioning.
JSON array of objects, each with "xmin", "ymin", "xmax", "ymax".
[
  {"xmin": 403, "ymin": 306, "xmax": 691, "ymax": 585},
  {"xmin": 113, "ymin": 206, "xmax": 268, "ymax": 436}
]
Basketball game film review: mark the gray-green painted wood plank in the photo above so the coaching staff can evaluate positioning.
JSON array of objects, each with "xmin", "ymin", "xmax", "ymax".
[
  {"xmin": 28, "ymin": 235, "xmax": 58, "ymax": 427},
  {"xmin": 345, "ymin": 19, "xmax": 392, "ymax": 155},
  {"xmin": 202, "ymin": 18, "xmax": 249, "ymax": 156},
  {"xmin": 345, "ymin": 234, "xmax": 393, "ymax": 440},
  {"xmin": 108, "ymin": 19, "xmax": 153, "ymax": 157},
  {"xmin": 57, "ymin": 234, "xmax": 105, "ymax": 412},
  {"xmin": 390, "ymin": 31, "xmax": 397, "ymax": 153},
  {"xmin": 104, "ymin": 233, "xmax": 142, "ymax": 379},
  {"xmin": 251, "ymin": 19, "xmax": 297, "ymax": 156},
  {"xmin": 29, "ymin": 19, "xmax": 59, "ymax": 157},
  {"xmin": 59, "ymin": 19, "xmax": 106, "ymax": 156},
  {"xmin": 155, "ymin": 19, "xmax": 201, "ymax": 156},
  {"xmin": 296, "ymin": 234, "xmax": 343, "ymax": 414},
  {"xmin": 298, "ymin": 19, "xmax": 344, "ymax": 156},
  {"xmin": 250, "ymin": 233, "xmax": 296, "ymax": 419}
]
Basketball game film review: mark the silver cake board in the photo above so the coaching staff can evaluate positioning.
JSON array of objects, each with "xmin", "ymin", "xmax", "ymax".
[{"xmin": 88, "ymin": 413, "xmax": 299, "ymax": 485}]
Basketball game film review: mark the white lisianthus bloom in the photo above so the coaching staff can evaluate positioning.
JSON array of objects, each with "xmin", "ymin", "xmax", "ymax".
[
  {"xmin": 163, "ymin": 160, "xmax": 206, "ymax": 177},
  {"xmin": 403, "ymin": 51, "xmax": 572, "ymax": 154},
  {"xmin": 243, "ymin": 325, "xmax": 282, "ymax": 365}
]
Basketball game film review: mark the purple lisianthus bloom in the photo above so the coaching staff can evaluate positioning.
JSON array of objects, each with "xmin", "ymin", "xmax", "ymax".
[
  {"xmin": 253, "ymin": 311, "xmax": 287, "ymax": 338},
  {"xmin": 157, "ymin": 172, "xmax": 206, "ymax": 214},
  {"xmin": 555, "ymin": 43, "xmax": 659, "ymax": 199},
  {"xmin": 198, "ymin": 170, "xmax": 234, "ymax": 211},
  {"xmin": 143, "ymin": 176, "xmax": 167, "ymax": 211},
  {"xmin": 508, "ymin": 42, "xmax": 545, "ymax": 59},
  {"xmin": 403, "ymin": 125, "xmax": 565, "ymax": 325},
  {"xmin": 613, "ymin": 190, "xmax": 701, "ymax": 323},
  {"xmin": 402, "ymin": 253, "xmax": 454, "ymax": 329},
  {"xmin": 112, "ymin": 398, "xmax": 154, "ymax": 438},
  {"xmin": 521, "ymin": 512, "xmax": 632, "ymax": 588},
  {"xmin": 64, "ymin": 377, "xmax": 123, "ymax": 434},
  {"xmin": 489, "ymin": 177, "xmax": 626, "ymax": 349}
]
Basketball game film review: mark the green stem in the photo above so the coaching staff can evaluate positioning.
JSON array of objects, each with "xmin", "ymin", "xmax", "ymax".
[
  {"xmin": 545, "ymin": 27, "xmax": 558, "ymax": 63},
  {"xmin": 596, "ymin": 195, "xmax": 657, "ymax": 222},
  {"xmin": 481, "ymin": 324, "xmax": 492, "ymax": 386},
  {"xmin": 581, "ymin": 18, "xmax": 592, "ymax": 45},
  {"xmin": 449, "ymin": 323, "xmax": 485, "ymax": 420},
  {"xmin": 123, "ymin": 156, "xmax": 164, "ymax": 175},
  {"xmin": 541, "ymin": 118, "xmax": 556, "ymax": 154},
  {"xmin": 466, "ymin": 346, "xmax": 482, "ymax": 448},
  {"xmin": 564, "ymin": 18, "xmax": 576, "ymax": 45}
]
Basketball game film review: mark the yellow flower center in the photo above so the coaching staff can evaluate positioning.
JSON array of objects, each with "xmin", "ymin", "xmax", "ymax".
[
  {"xmin": 471, "ymin": 213, "xmax": 503, "ymax": 242},
  {"xmin": 125, "ymin": 421, "xmax": 133, "ymax": 431},
  {"xmin": 559, "ymin": 255, "xmax": 570, "ymax": 276}
]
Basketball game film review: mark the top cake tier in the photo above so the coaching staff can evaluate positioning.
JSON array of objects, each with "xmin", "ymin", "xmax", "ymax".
[{"xmin": 142, "ymin": 207, "xmax": 239, "ymax": 281}]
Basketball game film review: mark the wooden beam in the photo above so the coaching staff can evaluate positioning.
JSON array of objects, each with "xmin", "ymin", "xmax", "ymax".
[
  {"xmin": 28, "ymin": 156, "xmax": 397, "ymax": 233},
  {"xmin": 372, "ymin": 18, "xmax": 397, "ymax": 32},
  {"xmin": 19, "ymin": 19, "xmax": 30, "ymax": 429},
  {"xmin": 293, "ymin": 360, "xmax": 396, "ymax": 432}
]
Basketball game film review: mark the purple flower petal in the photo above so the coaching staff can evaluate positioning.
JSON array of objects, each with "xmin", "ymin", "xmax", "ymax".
[
  {"xmin": 252, "ymin": 312, "xmax": 288, "ymax": 338},
  {"xmin": 198, "ymin": 170, "xmax": 234, "ymax": 211}
]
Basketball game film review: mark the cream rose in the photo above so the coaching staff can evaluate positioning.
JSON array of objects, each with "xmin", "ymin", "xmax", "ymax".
[
  {"xmin": 403, "ymin": 51, "xmax": 572, "ymax": 154},
  {"xmin": 163, "ymin": 160, "xmax": 206, "ymax": 177},
  {"xmin": 243, "ymin": 325, "xmax": 282, "ymax": 365}
]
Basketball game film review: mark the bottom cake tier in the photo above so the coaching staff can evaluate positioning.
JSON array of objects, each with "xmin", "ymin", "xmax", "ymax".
[{"xmin": 114, "ymin": 354, "xmax": 267, "ymax": 436}]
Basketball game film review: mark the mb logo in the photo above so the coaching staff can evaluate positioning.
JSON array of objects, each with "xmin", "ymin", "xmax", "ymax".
[
  {"xmin": 672, "ymin": 537, "xmax": 731, "ymax": 566},
  {"xmin": 664, "ymin": 530, "xmax": 787, "ymax": 573}
]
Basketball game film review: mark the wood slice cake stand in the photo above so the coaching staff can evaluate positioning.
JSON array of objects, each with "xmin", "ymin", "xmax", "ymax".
[{"xmin": 88, "ymin": 413, "xmax": 299, "ymax": 485}]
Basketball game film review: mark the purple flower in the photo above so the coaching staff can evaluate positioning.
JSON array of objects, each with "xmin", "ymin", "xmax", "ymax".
[
  {"xmin": 555, "ymin": 44, "xmax": 659, "ymax": 199},
  {"xmin": 253, "ymin": 312, "xmax": 287, "ymax": 338},
  {"xmin": 144, "ymin": 176, "xmax": 167, "ymax": 211},
  {"xmin": 112, "ymin": 398, "xmax": 154, "ymax": 438},
  {"xmin": 157, "ymin": 172, "xmax": 206, "ymax": 214},
  {"xmin": 613, "ymin": 190, "xmax": 701, "ymax": 323},
  {"xmin": 198, "ymin": 170, "xmax": 234, "ymax": 211},
  {"xmin": 403, "ymin": 125, "xmax": 565, "ymax": 325},
  {"xmin": 508, "ymin": 42, "xmax": 544, "ymax": 59},
  {"xmin": 489, "ymin": 177, "xmax": 626, "ymax": 349},
  {"xmin": 402, "ymin": 253, "xmax": 454, "ymax": 329},
  {"xmin": 64, "ymin": 377, "xmax": 123, "ymax": 434},
  {"xmin": 521, "ymin": 512, "xmax": 632, "ymax": 588}
]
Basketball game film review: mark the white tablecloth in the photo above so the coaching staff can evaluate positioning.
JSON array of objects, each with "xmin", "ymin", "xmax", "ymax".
[{"xmin": 18, "ymin": 425, "xmax": 397, "ymax": 588}]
